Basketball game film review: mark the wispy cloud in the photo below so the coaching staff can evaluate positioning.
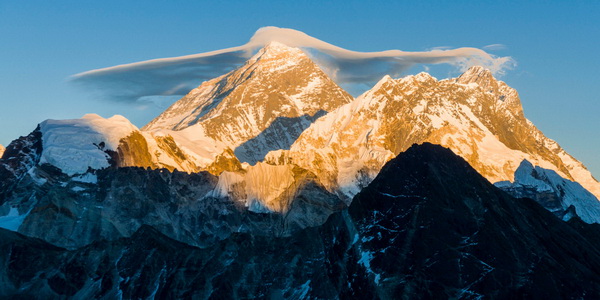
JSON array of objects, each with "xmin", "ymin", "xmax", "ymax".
[
  {"xmin": 72, "ymin": 26, "xmax": 516, "ymax": 102},
  {"xmin": 483, "ymin": 44, "xmax": 507, "ymax": 51}
]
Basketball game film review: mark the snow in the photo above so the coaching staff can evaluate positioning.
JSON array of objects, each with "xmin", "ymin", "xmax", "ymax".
[
  {"xmin": 39, "ymin": 114, "xmax": 138, "ymax": 175},
  {"xmin": 244, "ymin": 163, "xmax": 295, "ymax": 212},
  {"xmin": 75, "ymin": 27, "xmax": 514, "ymax": 105},
  {"xmin": 512, "ymin": 160, "xmax": 600, "ymax": 224},
  {"xmin": 0, "ymin": 144, "xmax": 5, "ymax": 158},
  {"xmin": 513, "ymin": 161, "xmax": 553, "ymax": 192},
  {"xmin": 288, "ymin": 75, "xmax": 323, "ymax": 112},
  {"xmin": 277, "ymin": 66, "xmax": 600, "ymax": 208},
  {"xmin": 297, "ymin": 280, "xmax": 311, "ymax": 299},
  {"xmin": 358, "ymin": 250, "xmax": 382, "ymax": 285},
  {"xmin": 211, "ymin": 163, "xmax": 298, "ymax": 213},
  {"xmin": 212, "ymin": 171, "xmax": 245, "ymax": 199},
  {"xmin": 0, "ymin": 207, "xmax": 29, "ymax": 231},
  {"xmin": 27, "ymin": 167, "xmax": 47, "ymax": 185},
  {"xmin": 72, "ymin": 173, "xmax": 98, "ymax": 184},
  {"xmin": 71, "ymin": 186, "xmax": 86, "ymax": 192}
]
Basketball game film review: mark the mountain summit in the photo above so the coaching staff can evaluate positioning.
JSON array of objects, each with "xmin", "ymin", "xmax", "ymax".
[
  {"xmin": 143, "ymin": 42, "xmax": 353, "ymax": 164},
  {"xmin": 3, "ymin": 47, "xmax": 600, "ymax": 223},
  {"xmin": 269, "ymin": 66, "xmax": 600, "ymax": 207}
]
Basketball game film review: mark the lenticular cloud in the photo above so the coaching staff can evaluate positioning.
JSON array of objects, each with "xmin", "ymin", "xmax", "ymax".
[{"xmin": 72, "ymin": 26, "xmax": 515, "ymax": 103}]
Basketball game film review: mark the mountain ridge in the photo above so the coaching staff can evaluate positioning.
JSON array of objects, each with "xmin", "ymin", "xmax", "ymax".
[
  {"xmin": 266, "ymin": 64, "xmax": 600, "ymax": 208},
  {"xmin": 1, "ymin": 144, "xmax": 599, "ymax": 298},
  {"xmin": 2, "ymin": 42, "xmax": 600, "ymax": 224}
]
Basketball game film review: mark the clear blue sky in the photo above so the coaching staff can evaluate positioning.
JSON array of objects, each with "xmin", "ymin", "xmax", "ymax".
[{"xmin": 1, "ymin": 1, "xmax": 599, "ymax": 177}]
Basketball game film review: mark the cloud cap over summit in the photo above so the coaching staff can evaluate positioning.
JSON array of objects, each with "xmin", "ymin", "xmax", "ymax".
[{"xmin": 72, "ymin": 26, "xmax": 515, "ymax": 103}]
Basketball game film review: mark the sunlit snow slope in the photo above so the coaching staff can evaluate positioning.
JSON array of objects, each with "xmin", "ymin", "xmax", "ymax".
[
  {"xmin": 268, "ymin": 67, "xmax": 600, "ymax": 204},
  {"xmin": 30, "ymin": 44, "xmax": 600, "ymax": 222}
]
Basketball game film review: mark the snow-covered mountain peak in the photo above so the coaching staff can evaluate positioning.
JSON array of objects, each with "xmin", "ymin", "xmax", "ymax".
[
  {"xmin": 414, "ymin": 72, "xmax": 437, "ymax": 82},
  {"xmin": 143, "ymin": 40, "xmax": 353, "ymax": 165},
  {"xmin": 456, "ymin": 65, "xmax": 496, "ymax": 89},
  {"xmin": 39, "ymin": 114, "xmax": 139, "ymax": 175},
  {"xmin": 245, "ymin": 41, "xmax": 310, "ymax": 74},
  {"xmin": 276, "ymin": 66, "xmax": 600, "ymax": 203},
  {"xmin": 367, "ymin": 75, "xmax": 395, "ymax": 94},
  {"xmin": 257, "ymin": 41, "xmax": 304, "ymax": 56},
  {"xmin": 502, "ymin": 159, "xmax": 600, "ymax": 224}
]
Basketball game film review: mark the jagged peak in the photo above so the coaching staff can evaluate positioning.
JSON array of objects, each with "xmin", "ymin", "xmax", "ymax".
[
  {"xmin": 456, "ymin": 65, "xmax": 496, "ymax": 87},
  {"xmin": 414, "ymin": 72, "xmax": 437, "ymax": 82},
  {"xmin": 370, "ymin": 75, "xmax": 395, "ymax": 91},
  {"xmin": 517, "ymin": 159, "xmax": 535, "ymax": 170},
  {"xmin": 250, "ymin": 41, "xmax": 307, "ymax": 62}
]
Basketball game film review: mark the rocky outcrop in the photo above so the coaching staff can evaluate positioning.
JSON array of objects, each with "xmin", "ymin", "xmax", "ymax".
[
  {"xmin": 143, "ymin": 42, "xmax": 353, "ymax": 166},
  {"xmin": 1, "ymin": 158, "xmax": 342, "ymax": 249},
  {"xmin": 343, "ymin": 143, "xmax": 600, "ymax": 298},
  {"xmin": 0, "ymin": 127, "xmax": 43, "ymax": 205},
  {"xmin": 271, "ymin": 67, "xmax": 600, "ymax": 203},
  {"xmin": 2, "ymin": 144, "xmax": 599, "ymax": 298}
]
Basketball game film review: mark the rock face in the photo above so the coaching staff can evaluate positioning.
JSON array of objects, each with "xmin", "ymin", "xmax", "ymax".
[
  {"xmin": 10, "ymin": 45, "xmax": 599, "ymax": 225},
  {"xmin": 0, "ymin": 144, "xmax": 5, "ymax": 158},
  {"xmin": 0, "ymin": 160, "xmax": 342, "ymax": 249},
  {"xmin": 344, "ymin": 143, "xmax": 600, "ymax": 298},
  {"xmin": 143, "ymin": 41, "xmax": 353, "ymax": 165},
  {"xmin": 0, "ymin": 128, "xmax": 43, "ymax": 206},
  {"xmin": 1, "ymin": 144, "xmax": 599, "ymax": 299},
  {"xmin": 270, "ymin": 67, "xmax": 600, "ymax": 205},
  {"xmin": 496, "ymin": 160, "xmax": 600, "ymax": 223}
]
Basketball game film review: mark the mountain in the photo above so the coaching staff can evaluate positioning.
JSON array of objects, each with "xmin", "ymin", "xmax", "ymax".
[
  {"xmin": 143, "ymin": 41, "xmax": 353, "ymax": 165},
  {"xmin": 1, "ymin": 144, "xmax": 599, "ymax": 298},
  {"xmin": 343, "ymin": 143, "xmax": 600, "ymax": 298},
  {"xmin": 0, "ymin": 144, "xmax": 4, "ymax": 158},
  {"xmin": 3, "ymin": 48, "xmax": 600, "ymax": 225},
  {"xmin": 0, "ymin": 142, "xmax": 343, "ymax": 249},
  {"xmin": 2, "ymin": 32, "xmax": 600, "ymax": 298},
  {"xmin": 33, "ymin": 43, "xmax": 353, "ymax": 178},
  {"xmin": 496, "ymin": 160, "xmax": 600, "ymax": 223},
  {"xmin": 268, "ymin": 67, "xmax": 600, "ymax": 205}
]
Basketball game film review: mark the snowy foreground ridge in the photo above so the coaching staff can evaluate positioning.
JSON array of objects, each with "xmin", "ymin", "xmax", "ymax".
[{"xmin": 24, "ymin": 43, "xmax": 600, "ymax": 224}]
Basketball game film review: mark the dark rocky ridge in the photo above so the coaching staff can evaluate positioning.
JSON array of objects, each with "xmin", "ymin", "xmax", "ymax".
[
  {"xmin": 347, "ymin": 142, "xmax": 600, "ymax": 298},
  {"xmin": 0, "ymin": 127, "xmax": 43, "ymax": 206},
  {"xmin": 0, "ymin": 135, "xmax": 344, "ymax": 249},
  {"xmin": 1, "ymin": 143, "xmax": 599, "ymax": 298}
]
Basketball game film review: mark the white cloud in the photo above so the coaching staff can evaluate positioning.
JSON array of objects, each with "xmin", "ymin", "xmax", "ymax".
[
  {"xmin": 483, "ymin": 44, "xmax": 507, "ymax": 51},
  {"xmin": 72, "ymin": 26, "xmax": 516, "ymax": 102}
]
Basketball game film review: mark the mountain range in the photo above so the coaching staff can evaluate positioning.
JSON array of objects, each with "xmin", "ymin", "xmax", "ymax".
[{"xmin": 1, "ymin": 42, "xmax": 600, "ymax": 298}]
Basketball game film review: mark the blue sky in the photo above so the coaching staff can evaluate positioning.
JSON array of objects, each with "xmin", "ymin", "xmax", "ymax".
[{"xmin": 1, "ymin": 1, "xmax": 599, "ymax": 177}]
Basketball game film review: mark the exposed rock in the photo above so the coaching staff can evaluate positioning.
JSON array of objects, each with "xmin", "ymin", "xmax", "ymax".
[
  {"xmin": 143, "ymin": 42, "xmax": 353, "ymax": 166},
  {"xmin": 2, "ymin": 144, "xmax": 599, "ymax": 298},
  {"xmin": 273, "ymin": 66, "xmax": 600, "ymax": 202},
  {"xmin": 0, "ymin": 127, "xmax": 43, "ymax": 205}
]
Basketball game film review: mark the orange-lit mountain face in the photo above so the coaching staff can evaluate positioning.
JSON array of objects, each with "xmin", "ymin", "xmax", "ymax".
[
  {"xmin": 10, "ymin": 42, "xmax": 599, "ymax": 223},
  {"xmin": 2, "ymin": 41, "xmax": 600, "ymax": 299}
]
